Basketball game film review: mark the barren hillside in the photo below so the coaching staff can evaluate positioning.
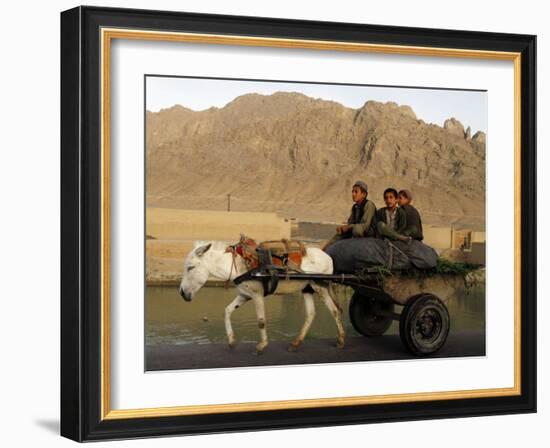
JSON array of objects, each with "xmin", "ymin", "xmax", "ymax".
[{"xmin": 146, "ymin": 92, "xmax": 486, "ymax": 229}]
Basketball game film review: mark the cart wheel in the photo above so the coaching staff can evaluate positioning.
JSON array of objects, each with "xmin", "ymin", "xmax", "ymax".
[
  {"xmin": 349, "ymin": 292, "xmax": 394, "ymax": 336},
  {"xmin": 399, "ymin": 293, "xmax": 450, "ymax": 355}
]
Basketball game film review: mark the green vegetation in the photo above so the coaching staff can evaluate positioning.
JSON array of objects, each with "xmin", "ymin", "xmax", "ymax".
[
  {"xmin": 356, "ymin": 258, "xmax": 481, "ymax": 288},
  {"xmin": 431, "ymin": 258, "xmax": 480, "ymax": 276}
]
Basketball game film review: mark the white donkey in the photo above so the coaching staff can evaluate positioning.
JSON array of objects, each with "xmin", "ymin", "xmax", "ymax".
[{"xmin": 179, "ymin": 240, "xmax": 345, "ymax": 354}]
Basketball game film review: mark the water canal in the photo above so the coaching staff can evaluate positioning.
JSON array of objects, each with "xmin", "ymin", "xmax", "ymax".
[{"xmin": 146, "ymin": 283, "xmax": 485, "ymax": 346}]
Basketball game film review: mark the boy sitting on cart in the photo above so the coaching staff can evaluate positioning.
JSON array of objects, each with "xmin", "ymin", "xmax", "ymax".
[
  {"xmin": 376, "ymin": 187, "xmax": 411, "ymax": 242},
  {"xmin": 397, "ymin": 189, "xmax": 424, "ymax": 241},
  {"xmin": 322, "ymin": 180, "xmax": 377, "ymax": 251}
]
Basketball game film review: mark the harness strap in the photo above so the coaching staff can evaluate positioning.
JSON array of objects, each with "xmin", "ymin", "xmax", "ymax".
[
  {"xmin": 270, "ymin": 253, "xmax": 305, "ymax": 274},
  {"xmin": 388, "ymin": 240, "xmax": 409, "ymax": 259},
  {"xmin": 225, "ymin": 239, "xmax": 305, "ymax": 296},
  {"xmin": 387, "ymin": 240, "xmax": 394, "ymax": 271},
  {"xmin": 386, "ymin": 240, "xmax": 409, "ymax": 271},
  {"xmin": 224, "ymin": 246, "xmax": 238, "ymax": 288}
]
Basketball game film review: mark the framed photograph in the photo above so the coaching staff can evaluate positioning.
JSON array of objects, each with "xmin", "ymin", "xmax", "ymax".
[{"xmin": 60, "ymin": 6, "xmax": 536, "ymax": 442}]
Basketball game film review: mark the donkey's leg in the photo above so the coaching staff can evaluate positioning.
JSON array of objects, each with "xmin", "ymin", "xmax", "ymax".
[
  {"xmin": 252, "ymin": 295, "xmax": 269, "ymax": 354},
  {"xmin": 288, "ymin": 292, "xmax": 315, "ymax": 352},
  {"xmin": 225, "ymin": 295, "xmax": 248, "ymax": 348},
  {"xmin": 318, "ymin": 286, "xmax": 346, "ymax": 349}
]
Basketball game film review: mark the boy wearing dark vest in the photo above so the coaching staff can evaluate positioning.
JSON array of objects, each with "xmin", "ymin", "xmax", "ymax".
[
  {"xmin": 376, "ymin": 187, "xmax": 410, "ymax": 242},
  {"xmin": 397, "ymin": 189, "xmax": 424, "ymax": 241}
]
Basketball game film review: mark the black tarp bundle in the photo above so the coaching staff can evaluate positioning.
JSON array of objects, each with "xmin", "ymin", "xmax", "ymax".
[{"xmin": 325, "ymin": 238, "xmax": 438, "ymax": 273}]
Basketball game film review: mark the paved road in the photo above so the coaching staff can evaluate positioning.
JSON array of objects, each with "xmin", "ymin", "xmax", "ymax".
[{"xmin": 146, "ymin": 330, "xmax": 485, "ymax": 371}]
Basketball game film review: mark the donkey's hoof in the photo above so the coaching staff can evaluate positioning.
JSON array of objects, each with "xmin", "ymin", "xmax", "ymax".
[
  {"xmin": 335, "ymin": 339, "xmax": 345, "ymax": 349},
  {"xmin": 255, "ymin": 342, "xmax": 268, "ymax": 354},
  {"xmin": 228, "ymin": 341, "xmax": 236, "ymax": 350},
  {"xmin": 287, "ymin": 343, "xmax": 300, "ymax": 352}
]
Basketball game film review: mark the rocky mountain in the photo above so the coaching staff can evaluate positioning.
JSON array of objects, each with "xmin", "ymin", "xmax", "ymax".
[{"xmin": 146, "ymin": 92, "xmax": 486, "ymax": 229}]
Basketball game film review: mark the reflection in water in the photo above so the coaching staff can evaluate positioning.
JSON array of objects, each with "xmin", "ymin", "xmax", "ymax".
[{"xmin": 146, "ymin": 284, "xmax": 485, "ymax": 346}]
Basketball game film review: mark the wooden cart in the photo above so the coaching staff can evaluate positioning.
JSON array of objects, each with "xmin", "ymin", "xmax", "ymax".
[{"xmin": 234, "ymin": 269, "xmax": 451, "ymax": 355}]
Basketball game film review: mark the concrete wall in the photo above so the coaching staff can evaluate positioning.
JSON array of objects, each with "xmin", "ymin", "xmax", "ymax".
[
  {"xmin": 468, "ymin": 242, "xmax": 486, "ymax": 265},
  {"xmin": 424, "ymin": 225, "xmax": 486, "ymax": 251},
  {"xmin": 423, "ymin": 225, "xmax": 453, "ymax": 249},
  {"xmin": 472, "ymin": 231, "xmax": 486, "ymax": 243},
  {"xmin": 293, "ymin": 221, "xmax": 338, "ymax": 240},
  {"xmin": 146, "ymin": 208, "xmax": 291, "ymax": 241}
]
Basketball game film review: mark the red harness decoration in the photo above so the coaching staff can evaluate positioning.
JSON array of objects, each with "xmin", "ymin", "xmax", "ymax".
[{"xmin": 225, "ymin": 235, "xmax": 305, "ymax": 272}]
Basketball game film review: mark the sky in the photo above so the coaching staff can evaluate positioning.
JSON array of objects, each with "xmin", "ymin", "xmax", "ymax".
[{"xmin": 146, "ymin": 76, "xmax": 487, "ymax": 134}]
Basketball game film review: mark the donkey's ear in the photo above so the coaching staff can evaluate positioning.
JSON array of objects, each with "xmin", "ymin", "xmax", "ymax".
[{"xmin": 195, "ymin": 243, "xmax": 212, "ymax": 257}]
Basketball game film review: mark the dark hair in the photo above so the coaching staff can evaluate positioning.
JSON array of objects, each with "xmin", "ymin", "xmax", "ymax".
[{"xmin": 383, "ymin": 188, "xmax": 398, "ymax": 198}]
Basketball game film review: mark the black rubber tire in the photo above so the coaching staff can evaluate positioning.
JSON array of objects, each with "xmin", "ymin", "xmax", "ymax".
[
  {"xmin": 399, "ymin": 293, "xmax": 450, "ymax": 355},
  {"xmin": 349, "ymin": 292, "xmax": 395, "ymax": 337}
]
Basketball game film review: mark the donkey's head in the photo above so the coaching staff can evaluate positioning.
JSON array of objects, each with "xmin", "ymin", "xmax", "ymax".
[{"xmin": 179, "ymin": 242, "xmax": 213, "ymax": 302}]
